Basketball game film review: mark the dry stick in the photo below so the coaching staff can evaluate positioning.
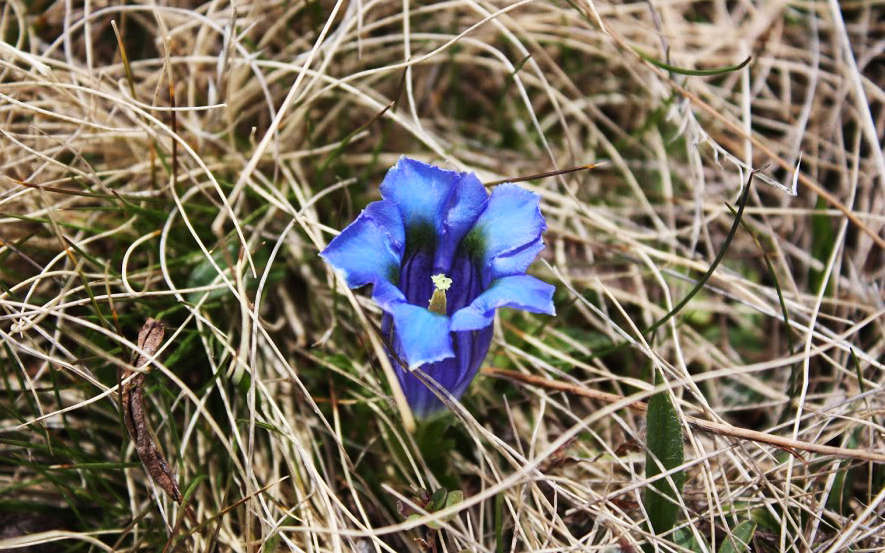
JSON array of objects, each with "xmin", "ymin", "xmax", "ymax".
[
  {"xmin": 112, "ymin": 19, "xmax": 159, "ymax": 191},
  {"xmin": 167, "ymin": 58, "xmax": 177, "ymax": 194},
  {"xmin": 481, "ymin": 367, "xmax": 885, "ymax": 464},
  {"xmin": 483, "ymin": 161, "xmax": 609, "ymax": 187},
  {"xmin": 15, "ymin": 178, "xmax": 129, "ymax": 199}
]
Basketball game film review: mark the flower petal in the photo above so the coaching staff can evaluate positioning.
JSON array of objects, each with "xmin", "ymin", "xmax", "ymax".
[
  {"xmin": 387, "ymin": 303, "xmax": 454, "ymax": 369},
  {"xmin": 390, "ymin": 324, "xmax": 493, "ymax": 417},
  {"xmin": 396, "ymin": 357, "xmax": 457, "ymax": 417},
  {"xmin": 450, "ymin": 275, "xmax": 555, "ymax": 331},
  {"xmin": 436, "ymin": 171, "xmax": 488, "ymax": 269},
  {"xmin": 363, "ymin": 200, "xmax": 405, "ymax": 256},
  {"xmin": 370, "ymin": 279, "xmax": 407, "ymax": 312},
  {"xmin": 319, "ymin": 200, "xmax": 403, "ymax": 289},
  {"xmin": 466, "ymin": 183, "xmax": 545, "ymax": 280},
  {"xmin": 398, "ymin": 250, "xmax": 435, "ymax": 307},
  {"xmin": 380, "ymin": 157, "xmax": 487, "ymax": 269},
  {"xmin": 446, "ymin": 254, "xmax": 483, "ymax": 314},
  {"xmin": 449, "ymin": 324, "xmax": 494, "ymax": 397},
  {"xmin": 489, "ymin": 238, "xmax": 545, "ymax": 280}
]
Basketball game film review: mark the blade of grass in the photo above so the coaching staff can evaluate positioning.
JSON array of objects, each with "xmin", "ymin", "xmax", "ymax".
[
  {"xmin": 646, "ymin": 171, "xmax": 755, "ymax": 338},
  {"xmin": 633, "ymin": 47, "xmax": 752, "ymax": 76}
]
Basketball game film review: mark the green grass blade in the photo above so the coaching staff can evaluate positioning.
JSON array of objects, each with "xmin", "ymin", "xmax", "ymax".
[
  {"xmin": 643, "ymin": 370, "xmax": 685, "ymax": 538},
  {"xmin": 647, "ymin": 172, "xmax": 754, "ymax": 338},
  {"xmin": 633, "ymin": 47, "xmax": 752, "ymax": 76}
]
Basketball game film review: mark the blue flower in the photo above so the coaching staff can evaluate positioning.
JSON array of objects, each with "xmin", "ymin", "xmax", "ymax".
[{"xmin": 321, "ymin": 157, "xmax": 555, "ymax": 417}]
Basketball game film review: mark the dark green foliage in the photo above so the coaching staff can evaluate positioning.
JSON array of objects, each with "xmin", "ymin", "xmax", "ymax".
[
  {"xmin": 718, "ymin": 520, "xmax": 756, "ymax": 553},
  {"xmin": 413, "ymin": 415, "xmax": 460, "ymax": 490},
  {"xmin": 643, "ymin": 370, "xmax": 685, "ymax": 541},
  {"xmin": 809, "ymin": 196, "xmax": 836, "ymax": 294}
]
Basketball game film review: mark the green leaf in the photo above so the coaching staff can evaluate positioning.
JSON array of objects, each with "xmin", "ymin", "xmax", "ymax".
[
  {"xmin": 427, "ymin": 487, "xmax": 448, "ymax": 511},
  {"xmin": 646, "ymin": 176, "xmax": 753, "ymax": 338},
  {"xmin": 185, "ymin": 243, "xmax": 275, "ymax": 304},
  {"xmin": 186, "ymin": 245, "xmax": 236, "ymax": 303},
  {"xmin": 673, "ymin": 528, "xmax": 708, "ymax": 553},
  {"xmin": 445, "ymin": 490, "xmax": 463, "ymax": 508},
  {"xmin": 750, "ymin": 507, "xmax": 779, "ymax": 532},
  {"xmin": 414, "ymin": 415, "xmax": 459, "ymax": 488},
  {"xmin": 643, "ymin": 370, "xmax": 685, "ymax": 537},
  {"xmin": 409, "ymin": 488, "xmax": 465, "ymax": 530},
  {"xmin": 717, "ymin": 520, "xmax": 756, "ymax": 553},
  {"xmin": 809, "ymin": 195, "xmax": 835, "ymax": 294},
  {"xmin": 633, "ymin": 47, "xmax": 752, "ymax": 76},
  {"xmin": 494, "ymin": 494, "xmax": 506, "ymax": 553},
  {"xmin": 825, "ymin": 429, "xmax": 858, "ymax": 514},
  {"xmin": 426, "ymin": 489, "xmax": 464, "ymax": 529}
]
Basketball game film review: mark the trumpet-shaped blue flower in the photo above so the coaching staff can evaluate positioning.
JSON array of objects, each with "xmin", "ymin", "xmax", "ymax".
[{"xmin": 321, "ymin": 157, "xmax": 555, "ymax": 416}]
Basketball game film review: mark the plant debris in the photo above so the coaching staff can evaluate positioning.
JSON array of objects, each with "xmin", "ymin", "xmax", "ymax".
[{"xmin": 120, "ymin": 319, "xmax": 192, "ymax": 520}]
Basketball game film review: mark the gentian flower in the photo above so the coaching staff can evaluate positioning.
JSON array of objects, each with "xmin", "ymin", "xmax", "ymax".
[{"xmin": 321, "ymin": 157, "xmax": 555, "ymax": 417}]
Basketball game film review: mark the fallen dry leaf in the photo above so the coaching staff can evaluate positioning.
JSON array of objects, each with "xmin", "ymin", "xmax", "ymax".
[{"xmin": 121, "ymin": 319, "xmax": 192, "ymax": 519}]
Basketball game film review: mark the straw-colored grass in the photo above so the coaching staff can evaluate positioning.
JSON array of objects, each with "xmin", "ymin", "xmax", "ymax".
[{"xmin": 1, "ymin": 1, "xmax": 882, "ymax": 552}]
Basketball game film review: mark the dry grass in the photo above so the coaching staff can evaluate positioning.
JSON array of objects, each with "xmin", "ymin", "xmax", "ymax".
[{"xmin": 1, "ymin": 1, "xmax": 883, "ymax": 552}]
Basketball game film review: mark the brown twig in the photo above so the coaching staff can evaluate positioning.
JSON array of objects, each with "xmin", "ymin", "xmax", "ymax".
[
  {"xmin": 483, "ymin": 161, "xmax": 609, "ymax": 187},
  {"xmin": 481, "ymin": 367, "xmax": 885, "ymax": 464}
]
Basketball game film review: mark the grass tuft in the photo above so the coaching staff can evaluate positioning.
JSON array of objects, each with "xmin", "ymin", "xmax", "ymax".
[{"xmin": 1, "ymin": 1, "xmax": 883, "ymax": 552}]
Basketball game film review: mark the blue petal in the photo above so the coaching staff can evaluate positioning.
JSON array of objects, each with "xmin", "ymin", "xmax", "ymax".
[
  {"xmin": 386, "ymin": 302, "xmax": 454, "ymax": 369},
  {"xmin": 436, "ymin": 170, "xmax": 488, "ymax": 270},
  {"xmin": 389, "ymin": 324, "xmax": 493, "ymax": 417},
  {"xmin": 467, "ymin": 183, "xmax": 545, "ymax": 280},
  {"xmin": 446, "ymin": 254, "xmax": 483, "ymax": 314},
  {"xmin": 449, "ymin": 324, "xmax": 493, "ymax": 397},
  {"xmin": 320, "ymin": 200, "xmax": 403, "ymax": 288},
  {"xmin": 450, "ymin": 275, "xmax": 555, "ymax": 331},
  {"xmin": 371, "ymin": 279, "xmax": 407, "ymax": 312},
  {"xmin": 395, "ymin": 356, "xmax": 456, "ymax": 417},
  {"xmin": 363, "ymin": 200, "xmax": 405, "ymax": 256},
  {"xmin": 489, "ymin": 238, "xmax": 545, "ymax": 280},
  {"xmin": 398, "ymin": 250, "xmax": 435, "ymax": 307},
  {"xmin": 380, "ymin": 157, "xmax": 487, "ymax": 270}
]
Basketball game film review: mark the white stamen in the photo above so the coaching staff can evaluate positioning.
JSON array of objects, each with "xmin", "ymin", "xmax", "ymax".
[
  {"xmin": 428, "ymin": 274, "xmax": 452, "ymax": 314},
  {"xmin": 431, "ymin": 273, "xmax": 452, "ymax": 291}
]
